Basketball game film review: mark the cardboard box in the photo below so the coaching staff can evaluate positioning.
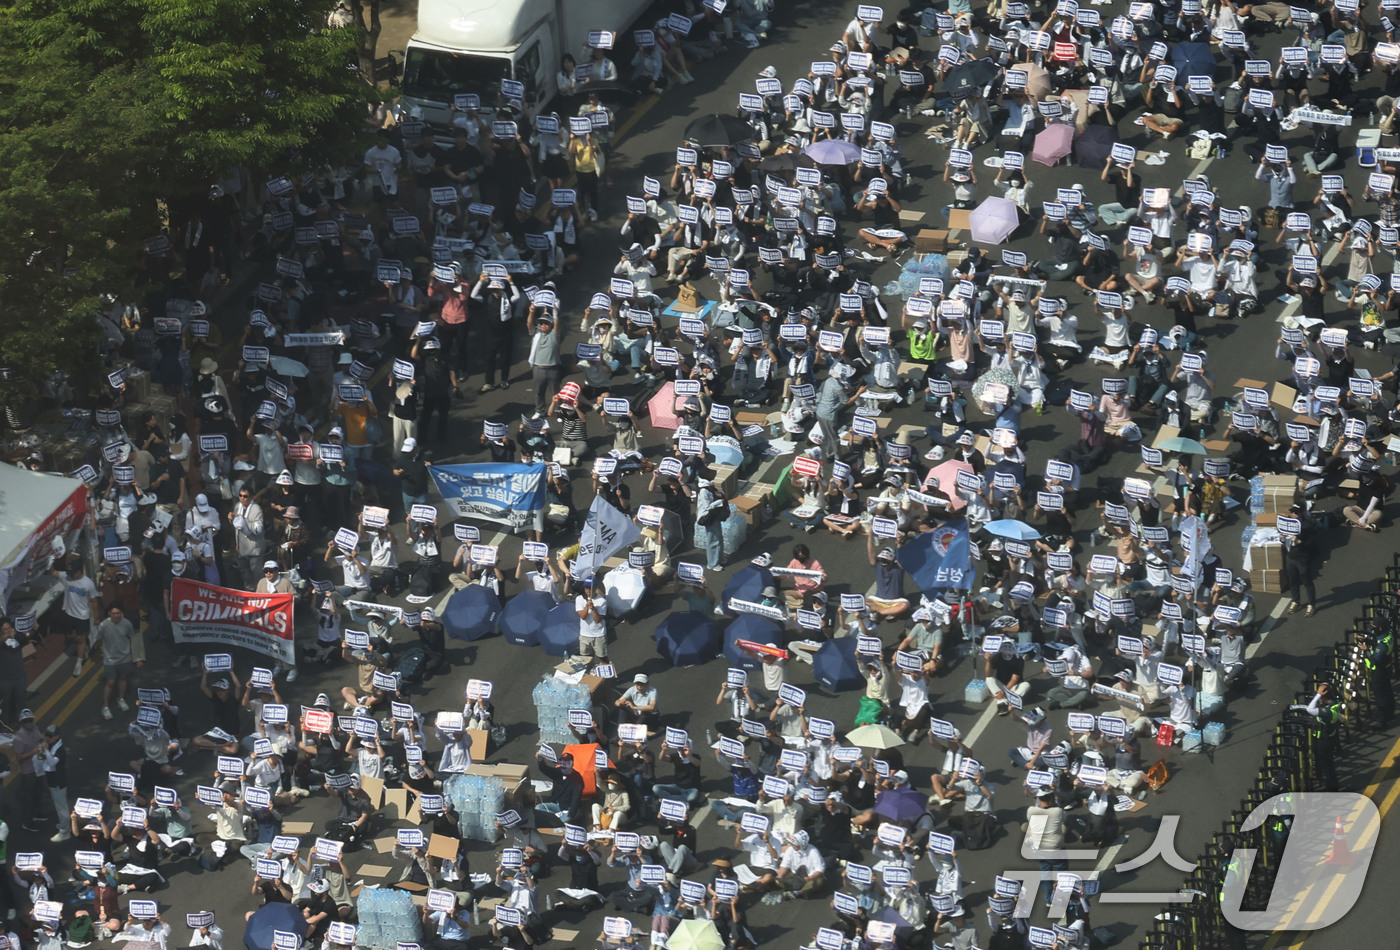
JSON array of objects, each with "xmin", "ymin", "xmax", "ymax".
[
  {"xmin": 465, "ymin": 762, "xmax": 529, "ymax": 785},
  {"xmin": 899, "ymin": 209, "xmax": 926, "ymax": 227},
  {"xmin": 713, "ymin": 464, "xmax": 739, "ymax": 496},
  {"xmin": 1251, "ymin": 541, "xmax": 1283, "ymax": 571},
  {"xmin": 735, "ymin": 411, "xmax": 770, "ymax": 426},
  {"xmin": 467, "ymin": 728, "xmax": 490, "ymax": 760},
  {"xmin": 947, "ymin": 209, "xmax": 973, "ymax": 231},
  {"xmin": 733, "ymin": 492, "xmax": 772, "ymax": 528},
  {"xmin": 1250, "ymin": 567, "xmax": 1282, "ymax": 594},
  {"xmin": 125, "ymin": 370, "xmax": 151, "ymax": 402},
  {"xmin": 915, "ymin": 229, "xmax": 952, "ymax": 253},
  {"xmin": 1259, "ymin": 475, "xmax": 1298, "ymax": 515}
]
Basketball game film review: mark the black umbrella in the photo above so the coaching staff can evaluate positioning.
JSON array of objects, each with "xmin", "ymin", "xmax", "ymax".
[
  {"xmin": 943, "ymin": 59, "xmax": 999, "ymax": 100},
  {"xmin": 1074, "ymin": 124, "xmax": 1120, "ymax": 168},
  {"xmin": 759, "ymin": 152, "xmax": 817, "ymax": 173},
  {"xmin": 570, "ymin": 80, "xmax": 638, "ymax": 109},
  {"xmin": 684, "ymin": 113, "xmax": 757, "ymax": 148}
]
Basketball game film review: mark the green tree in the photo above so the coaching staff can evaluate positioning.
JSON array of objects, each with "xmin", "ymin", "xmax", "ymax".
[{"xmin": 0, "ymin": 0, "xmax": 371, "ymax": 408}]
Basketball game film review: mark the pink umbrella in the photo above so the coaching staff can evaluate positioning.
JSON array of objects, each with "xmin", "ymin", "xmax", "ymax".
[
  {"xmin": 648, "ymin": 381, "xmax": 680, "ymax": 430},
  {"xmin": 1031, "ymin": 123, "xmax": 1075, "ymax": 166},
  {"xmin": 968, "ymin": 197, "xmax": 1021, "ymax": 245},
  {"xmin": 923, "ymin": 459, "xmax": 974, "ymax": 512}
]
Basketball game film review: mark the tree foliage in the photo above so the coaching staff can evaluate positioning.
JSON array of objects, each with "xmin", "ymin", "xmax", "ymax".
[{"xmin": 0, "ymin": 0, "xmax": 370, "ymax": 405}]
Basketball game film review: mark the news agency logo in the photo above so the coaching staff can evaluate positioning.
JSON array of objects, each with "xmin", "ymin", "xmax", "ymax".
[
  {"xmin": 1222, "ymin": 792, "xmax": 1379, "ymax": 930},
  {"xmin": 1012, "ymin": 792, "xmax": 1378, "ymax": 928}
]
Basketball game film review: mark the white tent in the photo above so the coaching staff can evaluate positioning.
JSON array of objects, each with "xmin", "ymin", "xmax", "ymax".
[{"xmin": 0, "ymin": 465, "xmax": 89, "ymax": 612}]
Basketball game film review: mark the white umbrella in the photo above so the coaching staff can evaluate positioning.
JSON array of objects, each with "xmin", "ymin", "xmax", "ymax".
[
  {"xmin": 603, "ymin": 566, "xmax": 646, "ymax": 617},
  {"xmin": 269, "ymin": 355, "xmax": 309, "ymax": 378}
]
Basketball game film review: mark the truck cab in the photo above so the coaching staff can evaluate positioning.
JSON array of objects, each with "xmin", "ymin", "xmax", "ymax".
[{"xmin": 398, "ymin": 0, "xmax": 557, "ymax": 126}]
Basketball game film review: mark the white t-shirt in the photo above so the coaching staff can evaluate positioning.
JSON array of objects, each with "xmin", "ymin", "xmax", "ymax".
[
  {"xmin": 363, "ymin": 144, "xmax": 402, "ymax": 193},
  {"xmin": 370, "ymin": 535, "xmax": 398, "ymax": 570},
  {"xmin": 576, "ymin": 595, "xmax": 608, "ymax": 639},
  {"xmin": 529, "ymin": 571, "xmax": 560, "ymax": 602},
  {"xmin": 337, "ymin": 554, "xmax": 370, "ymax": 590},
  {"xmin": 60, "ymin": 574, "xmax": 98, "ymax": 620}
]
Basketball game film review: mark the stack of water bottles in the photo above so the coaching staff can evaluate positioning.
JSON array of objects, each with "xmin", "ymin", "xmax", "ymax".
[
  {"xmin": 446, "ymin": 772, "xmax": 506, "ymax": 842},
  {"xmin": 355, "ymin": 886, "xmax": 421, "ymax": 948},
  {"xmin": 532, "ymin": 676, "xmax": 592, "ymax": 744},
  {"xmin": 886, "ymin": 253, "xmax": 951, "ymax": 300}
]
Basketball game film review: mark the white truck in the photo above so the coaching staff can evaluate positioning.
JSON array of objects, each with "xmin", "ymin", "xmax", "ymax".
[{"xmin": 398, "ymin": 0, "xmax": 655, "ymax": 125}]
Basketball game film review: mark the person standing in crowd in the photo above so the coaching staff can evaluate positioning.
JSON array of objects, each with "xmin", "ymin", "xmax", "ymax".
[
  {"xmin": 50, "ymin": 559, "xmax": 99, "ymax": 679},
  {"xmin": 96, "ymin": 605, "xmax": 138, "ymax": 721}
]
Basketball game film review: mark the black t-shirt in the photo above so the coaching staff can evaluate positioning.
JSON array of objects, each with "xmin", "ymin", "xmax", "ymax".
[
  {"xmin": 142, "ymin": 549, "xmax": 171, "ymax": 601},
  {"xmin": 445, "ymin": 143, "xmax": 484, "ymax": 179},
  {"xmin": 150, "ymin": 459, "xmax": 185, "ymax": 505},
  {"xmin": 210, "ymin": 692, "xmax": 241, "ymax": 735},
  {"xmin": 989, "ymin": 653, "xmax": 1025, "ymax": 682}
]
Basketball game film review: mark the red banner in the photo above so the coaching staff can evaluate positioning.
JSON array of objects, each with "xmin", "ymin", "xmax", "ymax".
[{"xmin": 171, "ymin": 578, "xmax": 294, "ymax": 664}]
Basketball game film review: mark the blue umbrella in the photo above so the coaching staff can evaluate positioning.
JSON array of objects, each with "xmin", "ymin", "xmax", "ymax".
[
  {"xmin": 442, "ymin": 586, "xmax": 501, "ymax": 642},
  {"xmin": 723, "ymin": 615, "xmax": 783, "ymax": 670},
  {"xmin": 872, "ymin": 906, "xmax": 916, "ymax": 945},
  {"xmin": 499, "ymin": 590, "xmax": 555, "ymax": 646},
  {"xmin": 655, "ymin": 611, "xmax": 722, "ymax": 666},
  {"xmin": 244, "ymin": 903, "xmax": 307, "ymax": 950},
  {"xmin": 813, "ymin": 636, "xmax": 864, "ymax": 691},
  {"xmin": 984, "ymin": 519, "xmax": 1041, "ymax": 541},
  {"xmin": 539, "ymin": 601, "xmax": 582, "ymax": 656},
  {"xmin": 1169, "ymin": 42, "xmax": 1215, "ymax": 82},
  {"xmin": 722, "ymin": 565, "xmax": 776, "ymax": 608},
  {"xmin": 707, "ymin": 436, "xmax": 744, "ymax": 467}
]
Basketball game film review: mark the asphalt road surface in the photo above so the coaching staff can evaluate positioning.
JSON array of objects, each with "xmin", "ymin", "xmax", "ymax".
[{"xmin": 18, "ymin": 3, "xmax": 1400, "ymax": 950}]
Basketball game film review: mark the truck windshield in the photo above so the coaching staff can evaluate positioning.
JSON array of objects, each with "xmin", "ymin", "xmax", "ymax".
[{"xmin": 401, "ymin": 47, "xmax": 511, "ymax": 104}]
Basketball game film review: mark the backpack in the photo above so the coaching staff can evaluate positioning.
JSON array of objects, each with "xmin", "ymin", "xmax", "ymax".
[
  {"xmin": 962, "ymin": 810, "xmax": 997, "ymax": 850},
  {"xmin": 396, "ymin": 646, "xmax": 427, "ymax": 686},
  {"xmin": 698, "ymin": 492, "xmax": 727, "ymax": 527}
]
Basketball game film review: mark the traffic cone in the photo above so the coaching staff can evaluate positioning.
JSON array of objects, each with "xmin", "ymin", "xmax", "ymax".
[{"xmin": 1325, "ymin": 815, "xmax": 1353, "ymax": 867}]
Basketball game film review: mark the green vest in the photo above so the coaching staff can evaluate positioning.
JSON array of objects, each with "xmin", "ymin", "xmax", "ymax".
[{"xmin": 909, "ymin": 330, "xmax": 937, "ymax": 362}]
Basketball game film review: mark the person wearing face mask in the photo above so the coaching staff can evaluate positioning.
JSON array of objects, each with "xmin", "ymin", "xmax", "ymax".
[{"xmin": 535, "ymin": 750, "xmax": 586, "ymax": 825}]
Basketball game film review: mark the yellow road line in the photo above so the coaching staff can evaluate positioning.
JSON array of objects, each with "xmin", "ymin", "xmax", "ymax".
[
  {"xmin": 3, "ymin": 661, "xmax": 103, "ymax": 786},
  {"xmin": 52, "ymin": 670, "xmax": 107, "ymax": 731},
  {"xmin": 31, "ymin": 657, "xmax": 98, "ymax": 721},
  {"xmin": 1259, "ymin": 728, "xmax": 1400, "ymax": 950}
]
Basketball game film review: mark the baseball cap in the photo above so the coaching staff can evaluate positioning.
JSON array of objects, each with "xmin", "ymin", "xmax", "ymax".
[
  {"xmin": 634, "ymin": 674, "xmax": 649, "ymax": 684},
  {"xmin": 401, "ymin": 437, "xmax": 418, "ymax": 453},
  {"xmin": 18, "ymin": 709, "xmax": 33, "ymax": 722},
  {"xmin": 328, "ymin": 426, "xmax": 345, "ymax": 438},
  {"xmin": 263, "ymin": 560, "xmax": 279, "ymax": 571},
  {"xmin": 195, "ymin": 493, "xmax": 211, "ymax": 512}
]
